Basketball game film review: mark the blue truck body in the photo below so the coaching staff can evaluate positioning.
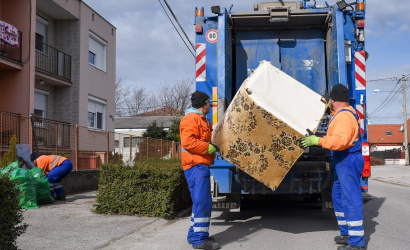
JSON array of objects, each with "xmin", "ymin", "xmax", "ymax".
[{"xmin": 194, "ymin": 0, "xmax": 369, "ymax": 211}]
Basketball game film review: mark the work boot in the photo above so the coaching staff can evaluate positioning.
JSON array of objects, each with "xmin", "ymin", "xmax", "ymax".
[
  {"xmin": 55, "ymin": 194, "xmax": 66, "ymax": 201},
  {"xmin": 188, "ymin": 236, "xmax": 215, "ymax": 244},
  {"xmin": 334, "ymin": 235, "xmax": 348, "ymax": 244},
  {"xmin": 193, "ymin": 239, "xmax": 220, "ymax": 250},
  {"xmin": 337, "ymin": 244, "xmax": 366, "ymax": 250}
]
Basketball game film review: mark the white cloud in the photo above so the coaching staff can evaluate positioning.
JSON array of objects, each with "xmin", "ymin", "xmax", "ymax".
[{"xmin": 83, "ymin": 0, "xmax": 410, "ymax": 123}]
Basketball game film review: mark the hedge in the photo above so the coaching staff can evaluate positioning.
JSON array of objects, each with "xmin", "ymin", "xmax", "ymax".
[
  {"xmin": 94, "ymin": 158, "xmax": 191, "ymax": 219},
  {"xmin": 0, "ymin": 172, "xmax": 28, "ymax": 250}
]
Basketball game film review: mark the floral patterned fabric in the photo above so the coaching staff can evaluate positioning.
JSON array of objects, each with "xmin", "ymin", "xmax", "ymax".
[
  {"xmin": 212, "ymin": 84, "xmax": 306, "ymax": 191},
  {"xmin": 0, "ymin": 20, "xmax": 19, "ymax": 47}
]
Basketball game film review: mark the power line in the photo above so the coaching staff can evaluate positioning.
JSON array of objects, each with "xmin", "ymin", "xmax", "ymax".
[
  {"xmin": 157, "ymin": 0, "xmax": 195, "ymax": 57},
  {"xmin": 163, "ymin": 0, "xmax": 195, "ymax": 51},
  {"xmin": 370, "ymin": 86, "xmax": 402, "ymax": 116},
  {"xmin": 369, "ymin": 79, "xmax": 401, "ymax": 116}
]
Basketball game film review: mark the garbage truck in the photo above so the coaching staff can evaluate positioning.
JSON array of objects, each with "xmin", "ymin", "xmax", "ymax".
[{"xmin": 193, "ymin": 0, "xmax": 370, "ymax": 211}]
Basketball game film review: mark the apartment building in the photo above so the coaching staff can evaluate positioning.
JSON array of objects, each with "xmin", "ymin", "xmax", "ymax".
[{"xmin": 1, "ymin": 0, "xmax": 116, "ymax": 157}]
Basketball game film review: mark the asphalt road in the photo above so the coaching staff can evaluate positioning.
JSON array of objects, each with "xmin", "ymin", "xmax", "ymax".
[{"xmin": 17, "ymin": 165, "xmax": 410, "ymax": 250}]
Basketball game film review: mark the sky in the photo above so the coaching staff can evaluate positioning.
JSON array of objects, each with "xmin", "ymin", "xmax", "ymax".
[{"xmin": 83, "ymin": 0, "xmax": 410, "ymax": 124}]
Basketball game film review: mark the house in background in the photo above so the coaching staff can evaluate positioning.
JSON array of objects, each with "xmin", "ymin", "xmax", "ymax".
[
  {"xmin": 114, "ymin": 116, "xmax": 180, "ymax": 161},
  {"xmin": 368, "ymin": 120, "xmax": 410, "ymax": 151},
  {"xmin": 135, "ymin": 107, "xmax": 183, "ymax": 116},
  {"xmin": 1, "ymin": 0, "xmax": 116, "ymax": 156},
  {"xmin": 0, "ymin": 0, "xmax": 34, "ymax": 126},
  {"xmin": 34, "ymin": 0, "xmax": 116, "ymax": 130}
]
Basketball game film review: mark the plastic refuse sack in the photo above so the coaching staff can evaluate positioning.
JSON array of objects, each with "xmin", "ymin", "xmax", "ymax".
[
  {"xmin": 1, "ymin": 161, "xmax": 39, "ymax": 209},
  {"xmin": 29, "ymin": 167, "xmax": 54, "ymax": 204}
]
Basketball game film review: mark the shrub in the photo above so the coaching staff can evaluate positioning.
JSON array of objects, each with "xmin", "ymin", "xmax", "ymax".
[
  {"xmin": 370, "ymin": 157, "xmax": 385, "ymax": 166},
  {"xmin": 1, "ymin": 135, "xmax": 17, "ymax": 168},
  {"xmin": 94, "ymin": 158, "xmax": 191, "ymax": 219},
  {"xmin": 0, "ymin": 173, "xmax": 28, "ymax": 250}
]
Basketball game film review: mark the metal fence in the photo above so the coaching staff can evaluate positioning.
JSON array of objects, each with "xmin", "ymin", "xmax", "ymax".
[
  {"xmin": 35, "ymin": 41, "xmax": 71, "ymax": 81},
  {"xmin": 0, "ymin": 111, "xmax": 181, "ymax": 170},
  {"xmin": 0, "ymin": 31, "xmax": 22, "ymax": 63},
  {"xmin": 371, "ymin": 148, "xmax": 404, "ymax": 160}
]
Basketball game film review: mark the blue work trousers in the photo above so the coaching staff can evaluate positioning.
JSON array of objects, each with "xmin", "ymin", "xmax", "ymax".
[
  {"xmin": 47, "ymin": 160, "xmax": 73, "ymax": 197},
  {"xmin": 184, "ymin": 164, "xmax": 212, "ymax": 247},
  {"xmin": 332, "ymin": 149, "xmax": 365, "ymax": 247}
]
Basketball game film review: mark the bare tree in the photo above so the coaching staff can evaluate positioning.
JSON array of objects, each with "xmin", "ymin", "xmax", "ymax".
[
  {"xmin": 115, "ymin": 73, "xmax": 130, "ymax": 117},
  {"xmin": 157, "ymin": 78, "xmax": 194, "ymax": 116},
  {"xmin": 125, "ymin": 85, "xmax": 148, "ymax": 116}
]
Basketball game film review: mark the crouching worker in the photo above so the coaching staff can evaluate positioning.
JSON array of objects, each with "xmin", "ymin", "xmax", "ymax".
[
  {"xmin": 180, "ymin": 90, "xmax": 220, "ymax": 250},
  {"xmin": 31, "ymin": 153, "xmax": 73, "ymax": 201}
]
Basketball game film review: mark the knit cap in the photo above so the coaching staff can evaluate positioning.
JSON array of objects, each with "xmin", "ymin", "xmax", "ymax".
[
  {"xmin": 191, "ymin": 90, "xmax": 210, "ymax": 108},
  {"xmin": 329, "ymin": 84, "xmax": 349, "ymax": 102}
]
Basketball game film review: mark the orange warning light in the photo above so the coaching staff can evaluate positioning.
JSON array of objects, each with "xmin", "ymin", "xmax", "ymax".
[
  {"xmin": 359, "ymin": 2, "xmax": 365, "ymax": 11},
  {"xmin": 196, "ymin": 9, "xmax": 204, "ymax": 17}
]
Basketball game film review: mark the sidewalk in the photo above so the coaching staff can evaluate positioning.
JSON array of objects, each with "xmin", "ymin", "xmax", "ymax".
[
  {"xmin": 17, "ymin": 165, "xmax": 410, "ymax": 250},
  {"xmin": 371, "ymin": 164, "xmax": 410, "ymax": 187},
  {"xmin": 17, "ymin": 192, "xmax": 167, "ymax": 250}
]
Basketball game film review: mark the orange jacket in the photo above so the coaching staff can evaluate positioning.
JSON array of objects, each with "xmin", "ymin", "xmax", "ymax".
[
  {"xmin": 180, "ymin": 110, "xmax": 215, "ymax": 170},
  {"xmin": 35, "ymin": 155, "xmax": 68, "ymax": 175},
  {"xmin": 319, "ymin": 106, "xmax": 360, "ymax": 151}
]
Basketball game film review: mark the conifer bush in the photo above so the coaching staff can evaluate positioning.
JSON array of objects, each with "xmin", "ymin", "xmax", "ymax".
[
  {"xmin": 95, "ymin": 158, "xmax": 191, "ymax": 219},
  {"xmin": 0, "ymin": 173, "xmax": 28, "ymax": 250}
]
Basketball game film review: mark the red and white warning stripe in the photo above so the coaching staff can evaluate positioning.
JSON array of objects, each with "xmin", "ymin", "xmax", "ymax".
[
  {"xmin": 355, "ymin": 51, "xmax": 366, "ymax": 90},
  {"xmin": 356, "ymin": 104, "xmax": 365, "ymax": 135},
  {"xmin": 196, "ymin": 43, "xmax": 206, "ymax": 82}
]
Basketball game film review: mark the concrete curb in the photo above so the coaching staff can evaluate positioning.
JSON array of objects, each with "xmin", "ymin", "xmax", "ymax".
[{"xmin": 372, "ymin": 177, "xmax": 410, "ymax": 188}]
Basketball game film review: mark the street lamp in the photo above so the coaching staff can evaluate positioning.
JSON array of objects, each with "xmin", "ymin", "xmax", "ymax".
[{"xmin": 374, "ymin": 75, "xmax": 409, "ymax": 165}]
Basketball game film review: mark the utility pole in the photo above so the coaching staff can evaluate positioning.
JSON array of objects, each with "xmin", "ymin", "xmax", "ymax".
[{"xmin": 402, "ymin": 75, "xmax": 409, "ymax": 166}]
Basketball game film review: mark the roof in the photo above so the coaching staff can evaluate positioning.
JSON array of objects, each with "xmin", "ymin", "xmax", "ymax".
[
  {"xmin": 115, "ymin": 116, "xmax": 181, "ymax": 129},
  {"xmin": 368, "ymin": 123, "xmax": 407, "ymax": 146},
  {"xmin": 135, "ymin": 107, "xmax": 183, "ymax": 116}
]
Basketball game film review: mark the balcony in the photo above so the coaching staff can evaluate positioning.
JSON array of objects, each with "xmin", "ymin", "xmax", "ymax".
[
  {"xmin": 0, "ymin": 30, "xmax": 22, "ymax": 64},
  {"xmin": 35, "ymin": 42, "xmax": 71, "ymax": 82}
]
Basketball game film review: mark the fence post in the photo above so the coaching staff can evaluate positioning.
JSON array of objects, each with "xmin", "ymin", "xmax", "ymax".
[
  {"xmin": 75, "ymin": 125, "xmax": 78, "ymax": 170},
  {"xmin": 129, "ymin": 135, "xmax": 132, "ymax": 162},
  {"xmin": 93, "ymin": 128, "xmax": 95, "ymax": 157},
  {"xmin": 161, "ymin": 139, "xmax": 163, "ymax": 158},
  {"xmin": 147, "ymin": 137, "xmax": 149, "ymax": 159},
  {"xmin": 29, "ymin": 115, "xmax": 32, "ymax": 152},
  {"xmin": 55, "ymin": 122, "xmax": 58, "ymax": 154},
  {"xmin": 106, "ymin": 130, "xmax": 109, "ymax": 163}
]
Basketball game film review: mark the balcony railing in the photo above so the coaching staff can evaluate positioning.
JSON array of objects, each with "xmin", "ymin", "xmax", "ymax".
[
  {"xmin": 35, "ymin": 42, "xmax": 71, "ymax": 81},
  {"xmin": 0, "ymin": 31, "xmax": 22, "ymax": 63}
]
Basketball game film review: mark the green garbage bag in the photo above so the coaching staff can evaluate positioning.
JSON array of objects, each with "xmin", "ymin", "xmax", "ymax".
[
  {"xmin": 1, "ymin": 161, "xmax": 39, "ymax": 209},
  {"xmin": 29, "ymin": 167, "xmax": 54, "ymax": 205}
]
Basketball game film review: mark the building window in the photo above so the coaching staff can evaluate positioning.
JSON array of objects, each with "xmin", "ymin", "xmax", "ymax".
[
  {"xmin": 34, "ymin": 90, "xmax": 48, "ymax": 118},
  {"xmin": 123, "ymin": 137, "xmax": 140, "ymax": 147},
  {"xmin": 88, "ymin": 96, "xmax": 106, "ymax": 129},
  {"xmin": 114, "ymin": 140, "xmax": 119, "ymax": 147},
  {"xmin": 124, "ymin": 138, "xmax": 130, "ymax": 147},
  {"xmin": 386, "ymin": 131, "xmax": 392, "ymax": 136},
  {"xmin": 35, "ymin": 15, "xmax": 48, "ymax": 53},
  {"xmin": 88, "ymin": 51, "xmax": 96, "ymax": 65},
  {"xmin": 89, "ymin": 31, "xmax": 106, "ymax": 71}
]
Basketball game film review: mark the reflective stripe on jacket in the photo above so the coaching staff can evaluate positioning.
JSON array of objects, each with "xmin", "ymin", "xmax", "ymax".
[
  {"xmin": 180, "ymin": 112, "xmax": 215, "ymax": 170},
  {"xmin": 36, "ymin": 155, "xmax": 68, "ymax": 175},
  {"xmin": 319, "ymin": 106, "xmax": 359, "ymax": 151}
]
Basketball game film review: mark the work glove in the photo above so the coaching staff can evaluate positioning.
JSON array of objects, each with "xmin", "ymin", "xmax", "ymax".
[
  {"xmin": 300, "ymin": 135, "xmax": 320, "ymax": 148},
  {"xmin": 207, "ymin": 144, "xmax": 217, "ymax": 154}
]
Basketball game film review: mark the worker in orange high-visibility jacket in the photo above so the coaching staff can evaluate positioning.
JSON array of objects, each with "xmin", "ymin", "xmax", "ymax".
[
  {"xmin": 301, "ymin": 84, "xmax": 365, "ymax": 250},
  {"xmin": 180, "ymin": 90, "xmax": 220, "ymax": 250},
  {"xmin": 31, "ymin": 153, "xmax": 73, "ymax": 201}
]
